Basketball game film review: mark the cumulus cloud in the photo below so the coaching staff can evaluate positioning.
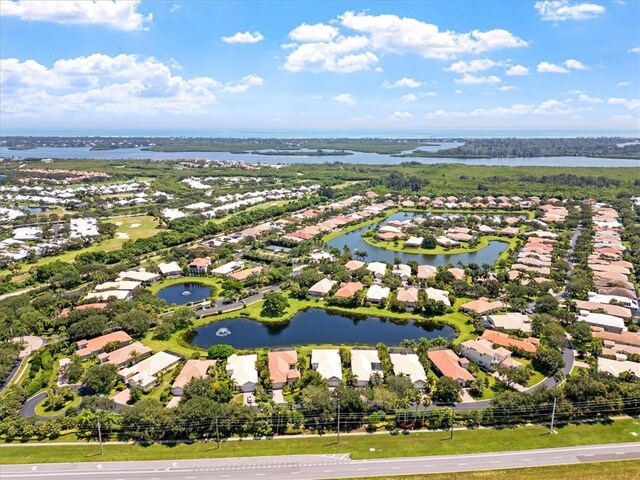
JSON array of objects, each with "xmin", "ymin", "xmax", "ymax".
[
  {"xmin": 401, "ymin": 93, "xmax": 417, "ymax": 103},
  {"xmin": 332, "ymin": 93, "xmax": 356, "ymax": 105},
  {"xmin": 564, "ymin": 58, "xmax": 588, "ymax": 70},
  {"xmin": 608, "ymin": 97, "xmax": 640, "ymax": 110},
  {"xmin": 505, "ymin": 65, "xmax": 529, "ymax": 76},
  {"xmin": 289, "ymin": 23, "xmax": 339, "ymax": 42},
  {"xmin": 617, "ymin": 81, "xmax": 632, "ymax": 87},
  {"xmin": 426, "ymin": 98, "xmax": 589, "ymax": 119},
  {"xmin": 221, "ymin": 31, "xmax": 264, "ymax": 44},
  {"xmin": 0, "ymin": 0, "xmax": 152, "ymax": 31},
  {"xmin": 496, "ymin": 85, "xmax": 518, "ymax": 91},
  {"xmin": 0, "ymin": 54, "xmax": 267, "ymax": 117},
  {"xmin": 455, "ymin": 74, "xmax": 501, "ymax": 84},
  {"xmin": 388, "ymin": 111, "xmax": 413, "ymax": 120},
  {"xmin": 534, "ymin": 1, "xmax": 606, "ymax": 21},
  {"xmin": 568, "ymin": 91, "xmax": 602, "ymax": 103},
  {"xmin": 170, "ymin": 4, "xmax": 180, "ymax": 13},
  {"xmin": 425, "ymin": 109, "xmax": 467, "ymax": 119},
  {"xmin": 382, "ymin": 77, "xmax": 422, "ymax": 89},
  {"xmin": 628, "ymin": 47, "xmax": 640, "ymax": 54},
  {"xmin": 445, "ymin": 59, "xmax": 501, "ymax": 73},
  {"xmin": 282, "ymin": 11, "xmax": 528, "ymax": 73},
  {"xmin": 222, "ymin": 74, "xmax": 264, "ymax": 93},
  {"xmin": 537, "ymin": 61, "xmax": 568, "ymax": 73}
]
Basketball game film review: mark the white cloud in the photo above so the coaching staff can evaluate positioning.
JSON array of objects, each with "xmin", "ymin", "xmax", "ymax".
[
  {"xmin": 0, "ymin": 0, "xmax": 152, "ymax": 31},
  {"xmin": 222, "ymin": 74, "xmax": 264, "ymax": 93},
  {"xmin": 170, "ymin": 4, "xmax": 180, "ymax": 13},
  {"xmin": 425, "ymin": 109, "xmax": 467, "ymax": 119},
  {"xmin": 445, "ymin": 59, "xmax": 501, "ymax": 73},
  {"xmin": 534, "ymin": 1, "xmax": 606, "ymax": 21},
  {"xmin": 221, "ymin": 31, "xmax": 264, "ymax": 44},
  {"xmin": 455, "ymin": 74, "xmax": 501, "ymax": 84},
  {"xmin": 0, "ymin": 54, "xmax": 242, "ymax": 116},
  {"xmin": 505, "ymin": 65, "xmax": 529, "ymax": 76},
  {"xmin": 575, "ymin": 92, "xmax": 602, "ymax": 103},
  {"xmin": 353, "ymin": 114, "xmax": 377, "ymax": 121},
  {"xmin": 382, "ymin": 77, "xmax": 422, "ymax": 89},
  {"xmin": 628, "ymin": 47, "xmax": 640, "ymax": 54},
  {"xmin": 470, "ymin": 104, "xmax": 534, "ymax": 116},
  {"xmin": 617, "ymin": 81, "xmax": 632, "ymax": 87},
  {"xmin": 608, "ymin": 97, "xmax": 640, "ymax": 110},
  {"xmin": 537, "ymin": 61, "xmax": 569, "ymax": 73},
  {"xmin": 169, "ymin": 57, "xmax": 182, "ymax": 71},
  {"xmin": 332, "ymin": 93, "xmax": 356, "ymax": 105},
  {"xmin": 455, "ymin": 89, "xmax": 463, "ymax": 94},
  {"xmin": 282, "ymin": 11, "xmax": 528, "ymax": 73},
  {"xmin": 564, "ymin": 58, "xmax": 588, "ymax": 70},
  {"xmin": 388, "ymin": 111, "xmax": 413, "ymax": 120},
  {"xmin": 401, "ymin": 93, "xmax": 417, "ymax": 103},
  {"xmin": 289, "ymin": 23, "xmax": 339, "ymax": 42},
  {"xmin": 496, "ymin": 85, "xmax": 517, "ymax": 91}
]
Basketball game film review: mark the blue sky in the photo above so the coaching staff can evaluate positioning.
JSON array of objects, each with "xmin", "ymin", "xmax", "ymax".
[{"xmin": 1, "ymin": 0, "xmax": 639, "ymax": 134}]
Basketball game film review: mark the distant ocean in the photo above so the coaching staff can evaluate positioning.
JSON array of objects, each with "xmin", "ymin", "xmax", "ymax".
[{"xmin": 1, "ymin": 128, "xmax": 639, "ymax": 138}]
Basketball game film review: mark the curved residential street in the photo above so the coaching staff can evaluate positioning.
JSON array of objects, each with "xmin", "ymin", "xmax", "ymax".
[{"xmin": 2, "ymin": 442, "xmax": 639, "ymax": 479}]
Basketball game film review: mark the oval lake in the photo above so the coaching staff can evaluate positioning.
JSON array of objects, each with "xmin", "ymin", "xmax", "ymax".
[{"xmin": 156, "ymin": 282, "xmax": 213, "ymax": 306}]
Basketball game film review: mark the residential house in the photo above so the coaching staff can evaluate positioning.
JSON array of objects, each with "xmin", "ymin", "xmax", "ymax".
[
  {"xmin": 117, "ymin": 268, "xmax": 160, "ymax": 284},
  {"xmin": 367, "ymin": 262, "xmax": 387, "ymax": 279},
  {"xmin": 171, "ymin": 359, "xmax": 216, "ymax": 396},
  {"xmin": 334, "ymin": 281, "xmax": 364, "ymax": 299},
  {"xmin": 460, "ymin": 298, "xmax": 505, "ymax": 315},
  {"xmin": 311, "ymin": 349, "xmax": 342, "ymax": 387},
  {"xmin": 158, "ymin": 261, "xmax": 183, "ymax": 278},
  {"xmin": 351, "ymin": 350, "xmax": 383, "ymax": 387},
  {"xmin": 396, "ymin": 287, "xmax": 419, "ymax": 308},
  {"xmin": 344, "ymin": 260, "xmax": 365, "ymax": 272},
  {"xmin": 405, "ymin": 237, "xmax": 423, "ymax": 248},
  {"xmin": 268, "ymin": 350, "xmax": 300, "ymax": 389},
  {"xmin": 230, "ymin": 266, "xmax": 263, "ymax": 281},
  {"xmin": 389, "ymin": 353, "xmax": 428, "ymax": 389},
  {"xmin": 392, "ymin": 264, "xmax": 412, "ymax": 281},
  {"xmin": 460, "ymin": 339, "xmax": 521, "ymax": 370},
  {"xmin": 189, "ymin": 257, "xmax": 211, "ymax": 275},
  {"xmin": 226, "ymin": 354, "xmax": 258, "ymax": 393},
  {"xmin": 425, "ymin": 287, "xmax": 451, "ymax": 306},
  {"xmin": 76, "ymin": 331, "xmax": 132, "ymax": 359},
  {"xmin": 417, "ymin": 265, "xmax": 437, "ymax": 281},
  {"xmin": 484, "ymin": 313, "xmax": 532, "ymax": 333},
  {"xmin": 97, "ymin": 341, "xmax": 152, "ymax": 368},
  {"xmin": 309, "ymin": 278, "xmax": 337, "ymax": 297},
  {"xmin": 480, "ymin": 330, "xmax": 538, "ymax": 354},
  {"xmin": 211, "ymin": 261, "xmax": 245, "ymax": 276},
  {"xmin": 427, "ymin": 349, "xmax": 475, "ymax": 386},
  {"xmin": 578, "ymin": 312, "xmax": 627, "ymax": 333},
  {"xmin": 597, "ymin": 357, "xmax": 640, "ymax": 379},
  {"xmin": 118, "ymin": 351, "xmax": 181, "ymax": 390},
  {"xmin": 366, "ymin": 284, "xmax": 391, "ymax": 304}
]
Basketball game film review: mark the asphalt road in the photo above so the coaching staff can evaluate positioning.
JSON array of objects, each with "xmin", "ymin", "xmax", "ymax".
[{"xmin": 2, "ymin": 442, "xmax": 639, "ymax": 480}]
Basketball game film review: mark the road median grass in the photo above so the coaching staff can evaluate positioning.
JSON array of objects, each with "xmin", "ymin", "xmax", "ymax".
[{"xmin": 2, "ymin": 418, "xmax": 638, "ymax": 464}]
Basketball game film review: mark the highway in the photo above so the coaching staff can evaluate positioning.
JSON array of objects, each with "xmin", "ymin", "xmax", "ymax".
[{"xmin": 2, "ymin": 442, "xmax": 639, "ymax": 479}]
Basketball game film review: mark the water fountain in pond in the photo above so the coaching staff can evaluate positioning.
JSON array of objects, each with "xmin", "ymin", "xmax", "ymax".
[
  {"xmin": 182, "ymin": 290, "xmax": 191, "ymax": 296},
  {"xmin": 216, "ymin": 328, "xmax": 231, "ymax": 337}
]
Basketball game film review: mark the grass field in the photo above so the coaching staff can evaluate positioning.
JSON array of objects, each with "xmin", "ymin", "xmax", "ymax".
[
  {"xmin": 348, "ymin": 461, "xmax": 639, "ymax": 480},
  {"xmin": 363, "ymin": 234, "xmax": 515, "ymax": 257},
  {"xmin": 1, "ymin": 418, "xmax": 638, "ymax": 464},
  {"xmin": 1, "ymin": 215, "xmax": 164, "ymax": 276}
]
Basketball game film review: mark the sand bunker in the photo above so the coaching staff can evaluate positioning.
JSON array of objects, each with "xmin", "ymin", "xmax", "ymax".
[
  {"xmin": 116, "ymin": 232, "xmax": 130, "ymax": 239},
  {"xmin": 114, "ymin": 221, "xmax": 123, "ymax": 226},
  {"xmin": 129, "ymin": 223, "xmax": 141, "ymax": 228}
]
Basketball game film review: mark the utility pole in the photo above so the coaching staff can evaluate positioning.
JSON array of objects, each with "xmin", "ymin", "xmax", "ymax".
[
  {"xmin": 336, "ymin": 401, "xmax": 341, "ymax": 444},
  {"xmin": 97, "ymin": 417, "xmax": 104, "ymax": 455},
  {"xmin": 549, "ymin": 397, "xmax": 557, "ymax": 434},
  {"xmin": 215, "ymin": 416, "xmax": 220, "ymax": 448}
]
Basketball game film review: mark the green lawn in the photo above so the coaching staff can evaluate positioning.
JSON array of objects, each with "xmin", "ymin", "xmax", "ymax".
[
  {"xmin": 1, "ymin": 215, "xmax": 164, "ymax": 276},
  {"xmin": 33, "ymin": 395, "xmax": 82, "ymax": 418},
  {"xmin": 1, "ymin": 418, "xmax": 638, "ymax": 464},
  {"xmin": 364, "ymin": 234, "xmax": 515, "ymax": 257},
  {"xmin": 348, "ymin": 461, "xmax": 640, "ymax": 480}
]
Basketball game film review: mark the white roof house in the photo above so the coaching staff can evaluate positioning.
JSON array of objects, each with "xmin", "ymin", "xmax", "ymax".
[
  {"xmin": 158, "ymin": 261, "xmax": 182, "ymax": 277},
  {"xmin": 405, "ymin": 237, "xmax": 424, "ymax": 248},
  {"xmin": 117, "ymin": 269, "xmax": 160, "ymax": 284},
  {"xmin": 311, "ymin": 349, "xmax": 342, "ymax": 387},
  {"xmin": 484, "ymin": 312, "xmax": 531, "ymax": 333},
  {"xmin": 94, "ymin": 280, "xmax": 141, "ymax": 292},
  {"xmin": 85, "ymin": 290, "xmax": 132, "ymax": 301},
  {"xmin": 118, "ymin": 351, "xmax": 181, "ymax": 390},
  {"xmin": 185, "ymin": 202, "xmax": 212, "ymax": 211},
  {"xmin": 309, "ymin": 278, "xmax": 337, "ymax": 297},
  {"xmin": 425, "ymin": 287, "xmax": 451, "ymax": 306},
  {"xmin": 579, "ymin": 313, "xmax": 628, "ymax": 333},
  {"xmin": 389, "ymin": 353, "xmax": 428, "ymax": 389},
  {"xmin": 226, "ymin": 354, "xmax": 258, "ymax": 393},
  {"xmin": 12, "ymin": 227, "xmax": 42, "ymax": 241},
  {"xmin": 587, "ymin": 292, "xmax": 638, "ymax": 311},
  {"xmin": 367, "ymin": 262, "xmax": 387, "ymax": 279},
  {"xmin": 70, "ymin": 218, "xmax": 99, "ymax": 238},
  {"xmin": 597, "ymin": 357, "xmax": 640, "ymax": 379},
  {"xmin": 211, "ymin": 261, "xmax": 244, "ymax": 276},
  {"xmin": 392, "ymin": 264, "xmax": 412, "ymax": 280},
  {"xmin": 351, "ymin": 350, "xmax": 382, "ymax": 387},
  {"xmin": 366, "ymin": 284, "xmax": 391, "ymax": 304}
]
